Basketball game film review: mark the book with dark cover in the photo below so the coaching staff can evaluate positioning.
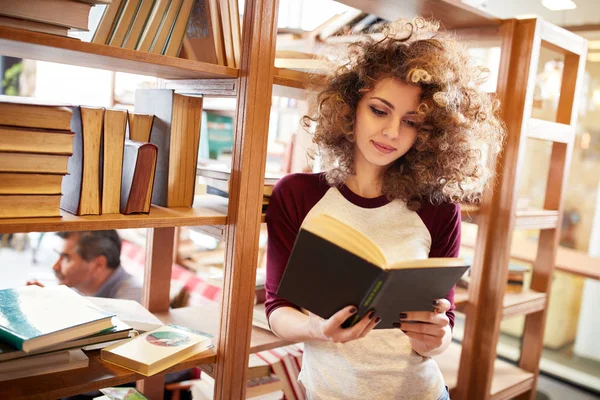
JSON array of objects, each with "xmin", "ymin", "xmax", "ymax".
[
  {"xmin": 276, "ymin": 214, "xmax": 470, "ymax": 329},
  {"xmin": 120, "ymin": 140, "xmax": 158, "ymax": 214}
]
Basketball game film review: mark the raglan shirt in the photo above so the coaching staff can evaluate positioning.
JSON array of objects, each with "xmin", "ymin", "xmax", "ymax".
[{"xmin": 265, "ymin": 173, "xmax": 461, "ymax": 400}]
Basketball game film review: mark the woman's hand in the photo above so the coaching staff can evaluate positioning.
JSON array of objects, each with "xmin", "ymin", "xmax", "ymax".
[
  {"xmin": 308, "ymin": 306, "xmax": 381, "ymax": 343},
  {"xmin": 396, "ymin": 299, "xmax": 452, "ymax": 357}
]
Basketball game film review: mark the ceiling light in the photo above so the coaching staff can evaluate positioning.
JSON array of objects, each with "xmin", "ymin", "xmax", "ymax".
[{"xmin": 541, "ymin": 0, "xmax": 577, "ymax": 11}]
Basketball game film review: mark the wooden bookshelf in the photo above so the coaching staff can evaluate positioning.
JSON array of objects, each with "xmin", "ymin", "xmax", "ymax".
[
  {"xmin": 273, "ymin": 67, "xmax": 325, "ymax": 89},
  {"xmin": 0, "ymin": 196, "xmax": 228, "ymax": 234},
  {"xmin": 0, "ymin": 349, "xmax": 216, "ymax": 400},
  {"xmin": 436, "ymin": 342, "xmax": 535, "ymax": 400},
  {"xmin": 0, "ymin": 26, "xmax": 238, "ymax": 79}
]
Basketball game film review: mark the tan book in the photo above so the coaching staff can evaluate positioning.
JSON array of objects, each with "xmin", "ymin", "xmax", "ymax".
[
  {"xmin": 136, "ymin": 0, "xmax": 170, "ymax": 52},
  {"xmin": 101, "ymin": 325, "xmax": 213, "ymax": 376},
  {"xmin": 208, "ymin": 0, "xmax": 225, "ymax": 65},
  {"xmin": 60, "ymin": 106, "xmax": 104, "ymax": 216},
  {"xmin": 127, "ymin": 112, "xmax": 154, "ymax": 142},
  {"xmin": 164, "ymin": 0, "xmax": 194, "ymax": 57},
  {"xmin": 0, "ymin": 152, "xmax": 70, "ymax": 174},
  {"xmin": 0, "ymin": 194, "xmax": 62, "ymax": 218},
  {"xmin": 0, "ymin": 127, "xmax": 73, "ymax": 154},
  {"xmin": 168, "ymin": 94, "xmax": 202, "ymax": 207},
  {"xmin": 0, "ymin": 349, "xmax": 88, "ymax": 382},
  {"xmin": 0, "ymin": 96, "xmax": 72, "ymax": 131},
  {"xmin": 135, "ymin": 90, "xmax": 203, "ymax": 208},
  {"xmin": 102, "ymin": 109, "xmax": 128, "ymax": 214},
  {"xmin": 108, "ymin": 0, "xmax": 142, "ymax": 47},
  {"xmin": 122, "ymin": 0, "xmax": 156, "ymax": 50},
  {"xmin": 227, "ymin": 0, "xmax": 241, "ymax": 67},
  {"xmin": 92, "ymin": 0, "xmax": 125, "ymax": 44},
  {"xmin": 150, "ymin": 0, "xmax": 183, "ymax": 54},
  {"xmin": 217, "ymin": 0, "xmax": 235, "ymax": 67},
  {"xmin": 0, "ymin": 16, "xmax": 69, "ymax": 36},
  {"xmin": 0, "ymin": 173, "xmax": 63, "ymax": 195},
  {"xmin": 0, "ymin": 0, "xmax": 91, "ymax": 31}
]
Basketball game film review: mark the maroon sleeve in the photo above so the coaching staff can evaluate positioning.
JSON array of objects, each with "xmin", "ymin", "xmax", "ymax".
[
  {"xmin": 264, "ymin": 173, "xmax": 329, "ymax": 322},
  {"xmin": 417, "ymin": 202, "xmax": 461, "ymax": 328}
]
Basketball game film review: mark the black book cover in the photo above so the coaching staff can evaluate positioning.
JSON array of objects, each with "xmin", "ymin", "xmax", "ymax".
[{"xmin": 276, "ymin": 229, "xmax": 469, "ymax": 329}]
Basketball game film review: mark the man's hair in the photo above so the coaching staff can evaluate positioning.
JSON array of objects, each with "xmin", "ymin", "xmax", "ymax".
[{"xmin": 56, "ymin": 230, "xmax": 122, "ymax": 269}]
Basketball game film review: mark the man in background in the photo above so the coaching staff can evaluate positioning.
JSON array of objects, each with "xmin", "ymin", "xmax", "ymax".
[{"xmin": 27, "ymin": 230, "xmax": 142, "ymax": 302}]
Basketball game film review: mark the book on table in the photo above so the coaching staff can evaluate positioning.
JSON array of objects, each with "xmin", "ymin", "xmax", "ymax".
[
  {"xmin": 101, "ymin": 324, "xmax": 213, "ymax": 376},
  {"xmin": 276, "ymin": 213, "xmax": 470, "ymax": 329},
  {"xmin": 0, "ymin": 285, "xmax": 114, "ymax": 353}
]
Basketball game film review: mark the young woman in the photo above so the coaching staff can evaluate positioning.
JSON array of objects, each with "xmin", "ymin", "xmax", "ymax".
[{"xmin": 265, "ymin": 19, "xmax": 505, "ymax": 400}]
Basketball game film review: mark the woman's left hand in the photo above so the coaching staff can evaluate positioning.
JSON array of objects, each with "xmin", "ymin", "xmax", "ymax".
[{"xmin": 396, "ymin": 299, "xmax": 452, "ymax": 355}]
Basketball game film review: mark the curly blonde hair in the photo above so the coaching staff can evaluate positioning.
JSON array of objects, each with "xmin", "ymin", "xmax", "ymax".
[{"xmin": 303, "ymin": 18, "xmax": 506, "ymax": 210}]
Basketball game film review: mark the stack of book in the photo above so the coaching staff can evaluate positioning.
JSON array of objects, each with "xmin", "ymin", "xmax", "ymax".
[
  {"xmin": 0, "ymin": 96, "xmax": 74, "ymax": 219},
  {"xmin": 0, "ymin": 0, "xmax": 107, "ymax": 37},
  {"xmin": 0, "ymin": 285, "xmax": 134, "ymax": 381},
  {"xmin": 93, "ymin": 0, "xmax": 195, "ymax": 56},
  {"xmin": 196, "ymin": 165, "xmax": 280, "ymax": 212},
  {"xmin": 255, "ymin": 344, "xmax": 305, "ymax": 400}
]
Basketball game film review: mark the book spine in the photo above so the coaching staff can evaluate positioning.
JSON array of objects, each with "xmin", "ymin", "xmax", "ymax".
[{"xmin": 345, "ymin": 272, "xmax": 388, "ymax": 328}]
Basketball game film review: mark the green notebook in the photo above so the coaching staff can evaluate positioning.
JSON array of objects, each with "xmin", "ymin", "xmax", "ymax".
[{"xmin": 0, "ymin": 285, "xmax": 115, "ymax": 353}]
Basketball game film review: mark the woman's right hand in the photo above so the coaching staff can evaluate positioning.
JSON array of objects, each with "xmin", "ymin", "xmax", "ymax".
[{"xmin": 307, "ymin": 306, "xmax": 381, "ymax": 343}]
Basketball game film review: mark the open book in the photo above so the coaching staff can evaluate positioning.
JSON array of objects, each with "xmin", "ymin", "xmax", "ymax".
[{"xmin": 276, "ymin": 214, "xmax": 470, "ymax": 329}]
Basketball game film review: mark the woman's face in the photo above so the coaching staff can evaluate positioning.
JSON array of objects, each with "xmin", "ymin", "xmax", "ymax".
[{"xmin": 353, "ymin": 77, "xmax": 422, "ymax": 172}]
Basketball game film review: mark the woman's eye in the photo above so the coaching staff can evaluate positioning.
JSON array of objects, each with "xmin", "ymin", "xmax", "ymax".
[
  {"xmin": 369, "ymin": 106, "xmax": 386, "ymax": 116},
  {"xmin": 403, "ymin": 120, "xmax": 417, "ymax": 127}
]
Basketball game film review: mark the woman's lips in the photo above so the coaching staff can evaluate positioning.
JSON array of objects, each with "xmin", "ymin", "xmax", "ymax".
[{"xmin": 371, "ymin": 140, "xmax": 396, "ymax": 154}]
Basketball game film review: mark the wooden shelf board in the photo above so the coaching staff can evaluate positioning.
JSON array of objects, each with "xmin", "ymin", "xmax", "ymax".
[
  {"xmin": 461, "ymin": 236, "xmax": 600, "ymax": 280},
  {"xmin": 273, "ymin": 67, "xmax": 325, "ymax": 89},
  {"xmin": 0, "ymin": 196, "xmax": 228, "ymax": 234},
  {"xmin": 0, "ymin": 26, "xmax": 238, "ymax": 80},
  {"xmin": 436, "ymin": 341, "xmax": 535, "ymax": 400},
  {"xmin": 454, "ymin": 287, "xmax": 547, "ymax": 318},
  {"xmin": 334, "ymin": 0, "xmax": 500, "ymax": 30},
  {"xmin": 528, "ymin": 118, "xmax": 574, "ymax": 143},
  {"xmin": 460, "ymin": 205, "xmax": 559, "ymax": 230},
  {"xmin": 0, "ymin": 349, "xmax": 216, "ymax": 400}
]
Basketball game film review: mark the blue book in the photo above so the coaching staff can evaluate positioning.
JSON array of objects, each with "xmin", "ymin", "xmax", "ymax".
[{"xmin": 0, "ymin": 285, "xmax": 115, "ymax": 353}]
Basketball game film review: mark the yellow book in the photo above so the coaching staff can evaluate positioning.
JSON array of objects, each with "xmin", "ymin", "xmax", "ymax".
[
  {"xmin": 136, "ymin": 0, "xmax": 170, "ymax": 52},
  {"xmin": 101, "ymin": 325, "xmax": 213, "ymax": 376}
]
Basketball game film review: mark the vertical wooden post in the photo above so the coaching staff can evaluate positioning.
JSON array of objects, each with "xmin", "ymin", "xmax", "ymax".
[
  {"xmin": 455, "ymin": 18, "xmax": 541, "ymax": 399},
  {"xmin": 137, "ymin": 227, "xmax": 175, "ymax": 399},
  {"xmin": 213, "ymin": 0, "xmax": 279, "ymax": 398},
  {"xmin": 516, "ymin": 45, "xmax": 586, "ymax": 400}
]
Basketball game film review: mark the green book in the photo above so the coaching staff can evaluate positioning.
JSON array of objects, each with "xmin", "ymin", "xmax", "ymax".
[{"xmin": 0, "ymin": 285, "xmax": 115, "ymax": 353}]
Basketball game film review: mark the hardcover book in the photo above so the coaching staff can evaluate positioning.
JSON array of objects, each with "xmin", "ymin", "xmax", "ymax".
[
  {"xmin": 0, "ymin": 285, "xmax": 114, "ymax": 353},
  {"xmin": 101, "ymin": 324, "xmax": 213, "ymax": 376},
  {"xmin": 276, "ymin": 213, "xmax": 470, "ymax": 329}
]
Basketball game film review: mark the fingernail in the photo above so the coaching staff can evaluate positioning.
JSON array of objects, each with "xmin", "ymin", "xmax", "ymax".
[
  {"xmin": 393, "ymin": 322, "xmax": 401, "ymax": 328},
  {"xmin": 399, "ymin": 313, "xmax": 407, "ymax": 319},
  {"xmin": 374, "ymin": 317, "xmax": 382, "ymax": 324},
  {"xmin": 349, "ymin": 307, "xmax": 357, "ymax": 314},
  {"xmin": 432, "ymin": 300, "xmax": 440, "ymax": 306},
  {"xmin": 368, "ymin": 311, "xmax": 375, "ymax": 319}
]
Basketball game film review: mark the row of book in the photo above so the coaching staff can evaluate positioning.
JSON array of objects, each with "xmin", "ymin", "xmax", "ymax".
[
  {"xmin": 197, "ymin": 164, "xmax": 280, "ymax": 212},
  {"xmin": 0, "ymin": 285, "xmax": 215, "ymax": 381},
  {"xmin": 0, "ymin": 0, "xmax": 104, "ymax": 37},
  {"xmin": 0, "ymin": 89, "xmax": 203, "ymax": 219},
  {"xmin": 93, "ymin": 0, "xmax": 194, "ymax": 56}
]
